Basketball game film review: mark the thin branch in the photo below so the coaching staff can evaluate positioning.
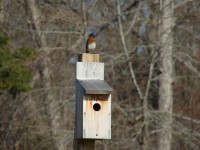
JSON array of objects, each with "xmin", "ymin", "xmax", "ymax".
[
  {"xmin": 125, "ymin": 2, "xmax": 141, "ymax": 36},
  {"xmin": 88, "ymin": 0, "xmax": 99, "ymax": 13},
  {"xmin": 116, "ymin": 0, "xmax": 144, "ymax": 101},
  {"xmin": 174, "ymin": 0, "xmax": 193, "ymax": 9},
  {"xmin": 174, "ymin": 54, "xmax": 200, "ymax": 78},
  {"xmin": 143, "ymin": 63, "xmax": 154, "ymax": 108},
  {"xmin": 173, "ymin": 114, "xmax": 200, "ymax": 125},
  {"xmin": 82, "ymin": 0, "xmax": 87, "ymax": 41},
  {"xmin": 14, "ymin": 27, "xmax": 82, "ymax": 35}
]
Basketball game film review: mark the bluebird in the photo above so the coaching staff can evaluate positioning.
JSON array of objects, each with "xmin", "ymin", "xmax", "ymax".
[{"xmin": 86, "ymin": 32, "xmax": 96, "ymax": 53}]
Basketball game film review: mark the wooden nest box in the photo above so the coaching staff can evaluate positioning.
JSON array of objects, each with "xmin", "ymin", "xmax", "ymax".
[{"xmin": 75, "ymin": 53, "xmax": 113, "ymax": 139}]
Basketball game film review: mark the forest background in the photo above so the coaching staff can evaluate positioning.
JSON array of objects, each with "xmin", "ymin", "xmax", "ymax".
[{"xmin": 0, "ymin": 0, "xmax": 200, "ymax": 150}]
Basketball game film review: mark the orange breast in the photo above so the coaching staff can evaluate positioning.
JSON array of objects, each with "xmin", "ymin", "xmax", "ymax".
[{"xmin": 87, "ymin": 37, "xmax": 96, "ymax": 44}]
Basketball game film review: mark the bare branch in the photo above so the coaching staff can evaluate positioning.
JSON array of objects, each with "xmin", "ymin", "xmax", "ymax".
[
  {"xmin": 116, "ymin": 0, "xmax": 144, "ymax": 101},
  {"xmin": 82, "ymin": 0, "xmax": 87, "ymax": 41},
  {"xmin": 174, "ymin": 0, "xmax": 193, "ymax": 9},
  {"xmin": 125, "ymin": 2, "xmax": 141, "ymax": 36}
]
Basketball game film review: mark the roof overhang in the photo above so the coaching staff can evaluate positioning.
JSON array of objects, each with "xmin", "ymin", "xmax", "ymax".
[{"xmin": 77, "ymin": 79, "xmax": 113, "ymax": 94}]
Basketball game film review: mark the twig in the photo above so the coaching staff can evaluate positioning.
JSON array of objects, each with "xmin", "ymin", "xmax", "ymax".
[{"xmin": 116, "ymin": 0, "xmax": 144, "ymax": 101}]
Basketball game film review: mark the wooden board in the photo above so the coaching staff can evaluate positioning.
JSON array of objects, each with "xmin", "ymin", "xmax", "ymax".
[
  {"xmin": 77, "ymin": 80, "xmax": 113, "ymax": 94},
  {"xmin": 75, "ymin": 82, "xmax": 84, "ymax": 139},
  {"xmin": 82, "ymin": 94, "xmax": 111, "ymax": 139},
  {"xmin": 76, "ymin": 62, "xmax": 104, "ymax": 80},
  {"xmin": 78, "ymin": 53, "xmax": 99, "ymax": 62}
]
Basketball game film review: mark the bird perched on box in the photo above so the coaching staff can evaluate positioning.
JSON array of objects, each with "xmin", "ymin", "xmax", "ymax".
[{"xmin": 86, "ymin": 32, "xmax": 96, "ymax": 53}]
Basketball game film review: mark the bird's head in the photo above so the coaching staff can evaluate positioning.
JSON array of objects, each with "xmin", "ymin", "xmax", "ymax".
[{"xmin": 89, "ymin": 32, "xmax": 96, "ymax": 37}]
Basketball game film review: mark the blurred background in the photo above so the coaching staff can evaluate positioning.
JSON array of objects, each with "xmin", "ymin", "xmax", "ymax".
[{"xmin": 0, "ymin": 0, "xmax": 200, "ymax": 150}]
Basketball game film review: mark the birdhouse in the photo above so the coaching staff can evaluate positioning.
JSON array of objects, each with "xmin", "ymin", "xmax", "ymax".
[{"xmin": 75, "ymin": 54, "xmax": 113, "ymax": 139}]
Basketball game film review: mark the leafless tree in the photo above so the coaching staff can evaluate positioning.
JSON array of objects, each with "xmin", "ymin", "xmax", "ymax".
[
  {"xmin": 158, "ymin": 0, "xmax": 174, "ymax": 149},
  {"xmin": 1, "ymin": 0, "xmax": 200, "ymax": 150}
]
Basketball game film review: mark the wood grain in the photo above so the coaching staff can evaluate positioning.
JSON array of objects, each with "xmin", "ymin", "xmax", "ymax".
[
  {"xmin": 82, "ymin": 94, "xmax": 111, "ymax": 139},
  {"xmin": 76, "ymin": 62, "xmax": 104, "ymax": 80},
  {"xmin": 78, "ymin": 53, "xmax": 99, "ymax": 62}
]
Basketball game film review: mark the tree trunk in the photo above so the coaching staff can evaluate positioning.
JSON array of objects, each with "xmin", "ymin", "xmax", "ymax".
[
  {"xmin": 26, "ymin": 0, "xmax": 64, "ymax": 150},
  {"xmin": 158, "ymin": 0, "xmax": 174, "ymax": 150},
  {"xmin": 26, "ymin": 0, "xmax": 47, "ymax": 48}
]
